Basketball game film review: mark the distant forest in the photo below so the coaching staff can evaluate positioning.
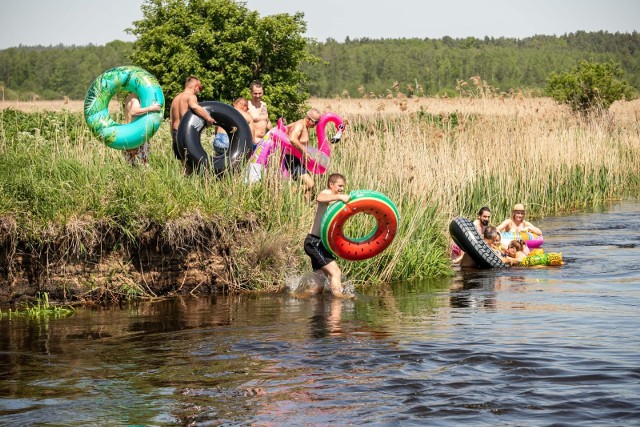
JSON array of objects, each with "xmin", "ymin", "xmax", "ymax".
[{"xmin": 0, "ymin": 31, "xmax": 638, "ymax": 100}]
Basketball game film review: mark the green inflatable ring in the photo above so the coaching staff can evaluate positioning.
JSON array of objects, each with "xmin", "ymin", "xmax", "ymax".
[
  {"xmin": 84, "ymin": 66, "xmax": 164, "ymax": 150},
  {"xmin": 320, "ymin": 190, "xmax": 400, "ymax": 261}
]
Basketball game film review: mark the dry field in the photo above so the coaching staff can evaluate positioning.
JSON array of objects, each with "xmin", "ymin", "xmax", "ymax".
[
  {"xmin": 310, "ymin": 96, "xmax": 640, "ymax": 123},
  {"xmin": 3, "ymin": 97, "xmax": 640, "ymax": 120},
  {"xmin": 0, "ymin": 99, "xmax": 116, "ymax": 113}
]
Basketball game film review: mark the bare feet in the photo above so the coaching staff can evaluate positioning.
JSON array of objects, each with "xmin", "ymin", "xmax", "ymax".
[{"xmin": 330, "ymin": 286, "xmax": 355, "ymax": 299}]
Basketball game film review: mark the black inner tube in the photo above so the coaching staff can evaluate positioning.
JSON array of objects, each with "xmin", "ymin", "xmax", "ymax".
[
  {"xmin": 176, "ymin": 101, "xmax": 252, "ymax": 175},
  {"xmin": 449, "ymin": 217, "xmax": 508, "ymax": 269}
]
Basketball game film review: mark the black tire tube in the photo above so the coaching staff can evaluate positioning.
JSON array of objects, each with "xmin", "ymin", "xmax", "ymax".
[
  {"xmin": 449, "ymin": 217, "xmax": 508, "ymax": 269},
  {"xmin": 176, "ymin": 101, "xmax": 252, "ymax": 175}
]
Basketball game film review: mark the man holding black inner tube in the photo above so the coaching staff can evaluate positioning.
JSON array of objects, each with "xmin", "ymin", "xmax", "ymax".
[{"xmin": 169, "ymin": 75, "xmax": 216, "ymax": 174}]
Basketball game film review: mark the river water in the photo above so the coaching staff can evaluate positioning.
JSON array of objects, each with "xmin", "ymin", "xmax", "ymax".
[{"xmin": 1, "ymin": 202, "xmax": 639, "ymax": 426}]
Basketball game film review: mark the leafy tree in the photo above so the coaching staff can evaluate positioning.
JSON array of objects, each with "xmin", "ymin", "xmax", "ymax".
[
  {"xmin": 128, "ymin": 0, "xmax": 318, "ymax": 120},
  {"xmin": 546, "ymin": 60, "xmax": 635, "ymax": 115}
]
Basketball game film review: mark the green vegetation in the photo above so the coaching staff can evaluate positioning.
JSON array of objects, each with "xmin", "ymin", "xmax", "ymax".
[
  {"xmin": 1, "ymin": 31, "xmax": 638, "ymax": 108},
  {"xmin": 1, "ymin": 96, "xmax": 639, "ymax": 302},
  {"xmin": 0, "ymin": 108, "xmax": 447, "ymax": 299},
  {"xmin": 547, "ymin": 60, "xmax": 634, "ymax": 115},
  {"xmin": 304, "ymin": 32, "xmax": 640, "ymax": 98},
  {"xmin": 0, "ymin": 292, "xmax": 74, "ymax": 319},
  {"xmin": 0, "ymin": 41, "xmax": 131, "ymax": 100},
  {"xmin": 129, "ymin": 0, "xmax": 317, "ymax": 119}
]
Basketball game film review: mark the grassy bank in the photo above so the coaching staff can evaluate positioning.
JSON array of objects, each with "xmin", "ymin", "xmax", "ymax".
[{"xmin": 1, "ymin": 97, "xmax": 639, "ymax": 301}]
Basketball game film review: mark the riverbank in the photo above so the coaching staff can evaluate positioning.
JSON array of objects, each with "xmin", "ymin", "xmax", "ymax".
[{"xmin": 1, "ymin": 97, "xmax": 639, "ymax": 304}]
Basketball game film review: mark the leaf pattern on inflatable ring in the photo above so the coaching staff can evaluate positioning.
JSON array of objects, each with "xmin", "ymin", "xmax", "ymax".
[
  {"xmin": 102, "ymin": 128, "xmax": 116, "ymax": 145},
  {"xmin": 83, "ymin": 82, "xmax": 101, "ymax": 116},
  {"xmin": 85, "ymin": 66, "xmax": 164, "ymax": 148}
]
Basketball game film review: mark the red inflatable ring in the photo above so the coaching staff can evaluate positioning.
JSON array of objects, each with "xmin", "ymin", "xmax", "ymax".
[{"xmin": 320, "ymin": 190, "xmax": 400, "ymax": 261}]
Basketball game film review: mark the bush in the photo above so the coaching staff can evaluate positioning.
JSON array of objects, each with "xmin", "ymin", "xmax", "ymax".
[{"xmin": 546, "ymin": 60, "xmax": 635, "ymax": 115}]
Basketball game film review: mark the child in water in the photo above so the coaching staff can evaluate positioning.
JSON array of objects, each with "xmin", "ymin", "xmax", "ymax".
[
  {"xmin": 483, "ymin": 226, "xmax": 504, "ymax": 257},
  {"xmin": 504, "ymin": 240, "xmax": 527, "ymax": 265}
]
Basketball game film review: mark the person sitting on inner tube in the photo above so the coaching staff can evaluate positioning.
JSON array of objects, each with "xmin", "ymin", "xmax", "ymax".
[
  {"xmin": 497, "ymin": 203, "xmax": 542, "ymax": 253},
  {"xmin": 484, "ymin": 226, "xmax": 504, "ymax": 257},
  {"xmin": 454, "ymin": 226, "xmax": 501, "ymax": 267}
]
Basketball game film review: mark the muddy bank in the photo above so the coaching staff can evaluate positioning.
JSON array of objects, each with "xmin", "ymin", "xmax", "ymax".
[{"xmin": 0, "ymin": 215, "xmax": 295, "ymax": 305}]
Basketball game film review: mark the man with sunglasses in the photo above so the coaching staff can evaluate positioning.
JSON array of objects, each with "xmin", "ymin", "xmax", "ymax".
[
  {"xmin": 284, "ymin": 108, "xmax": 322, "ymax": 201},
  {"xmin": 170, "ymin": 75, "xmax": 216, "ymax": 173}
]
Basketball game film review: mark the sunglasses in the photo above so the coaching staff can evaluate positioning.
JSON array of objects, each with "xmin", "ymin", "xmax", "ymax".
[{"xmin": 307, "ymin": 115, "xmax": 319, "ymax": 125}]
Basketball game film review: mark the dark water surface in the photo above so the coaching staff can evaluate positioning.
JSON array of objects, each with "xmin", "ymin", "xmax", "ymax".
[{"xmin": 1, "ymin": 202, "xmax": 639, "ymax": 426}]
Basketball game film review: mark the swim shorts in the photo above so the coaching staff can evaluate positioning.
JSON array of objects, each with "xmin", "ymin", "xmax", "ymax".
[
  {"xmin": 303, "ymin": 234, "xmax": 335, "ymax": 271},
  {"xmin": 171, "ymin": 129, "xmax": 182, "ymax": 160},
  {"xmin": 283, "ymin": 153, "xmax": 308, "ymax": 180},
  {"xmin": 213, "ymin": 132, "xmax": 229, "ymax": 156}
]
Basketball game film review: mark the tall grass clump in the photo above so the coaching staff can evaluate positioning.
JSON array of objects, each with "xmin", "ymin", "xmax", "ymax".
[
  {"xmin": 322, "ymin": 96, "xmax": 640, "ymax": 222},
  {"xmin": 0, "ymin": 108, "xmax": 316, "ymax": 295},
  {"xmin": 0, "ymin": 292, "xmax": 74, "ymax": 320}
]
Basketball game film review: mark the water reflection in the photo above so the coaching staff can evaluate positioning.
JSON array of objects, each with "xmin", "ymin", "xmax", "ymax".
[
  {"xmin": 1, "ymin": 202, "xmax": 639, "ymax": 425},
  {"xmin": 309, "ymin": 297, "xmax": 346, "ymax": 339},
  {"xmin": 449, "ymin": 270, "xmax": 531, "ymax": 310}
]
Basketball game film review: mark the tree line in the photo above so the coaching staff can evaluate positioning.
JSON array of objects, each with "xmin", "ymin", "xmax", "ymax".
[
  {"xmin": 0, "ymin": 41, "xmax": 133, "ymax": 100},
  {"xmin": 303, "ymin": 31, "xmax": 640, "ymax": 98},
  {"xmin": 1, "ymin": 30, "xmax": 638, "ymax": 101}
]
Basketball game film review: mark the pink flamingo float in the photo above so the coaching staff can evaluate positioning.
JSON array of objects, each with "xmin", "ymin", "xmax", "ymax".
[{"xmin": 246, "ymin": 112, "xmax": 344, "ymax": 183}]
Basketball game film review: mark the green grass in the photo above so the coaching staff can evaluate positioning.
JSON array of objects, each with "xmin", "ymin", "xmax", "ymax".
[
  {"xmin": 0, "ymin": 292, "xmax": 75, "ymax": 320},
  {"xmin": 1, "ymin": 101, "xmax": 639, "ymax": 300}
]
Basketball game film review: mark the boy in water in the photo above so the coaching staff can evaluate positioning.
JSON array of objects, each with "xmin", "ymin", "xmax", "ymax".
[{"xmin": 303, "ymin": 173, "xmax": 351, "ymax": 297}]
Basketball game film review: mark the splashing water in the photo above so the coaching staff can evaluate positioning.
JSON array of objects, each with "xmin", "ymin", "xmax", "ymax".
[
  {"xmin": 286, "ymin": 271, "xmax": 355, "ymax": 297},
  {"xmin": 286, "ymin": 271, "xmax": 328, "ymax": 295}
]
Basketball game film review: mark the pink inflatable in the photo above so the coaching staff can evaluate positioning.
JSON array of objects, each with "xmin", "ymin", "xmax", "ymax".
[{"xmin": 245, "ymin": 113, "xmax": 344, "ymax": 183}]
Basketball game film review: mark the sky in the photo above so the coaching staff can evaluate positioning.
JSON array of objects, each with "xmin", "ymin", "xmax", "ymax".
[{"xmin": 1, "ymin": 0, "xmax": 639, "ymax": 49}]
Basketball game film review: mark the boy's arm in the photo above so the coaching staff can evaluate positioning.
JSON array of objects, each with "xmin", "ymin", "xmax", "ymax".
[{"xmin": 316, "ymin": 189, "xmax": 350, "ymax": 204}]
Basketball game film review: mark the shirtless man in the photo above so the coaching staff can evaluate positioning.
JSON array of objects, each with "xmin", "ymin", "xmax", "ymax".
[
  {"xmin": 247, "ymin": 80, "xmax": 272, "ymax": 146},
  {"xmin": 452, "ymin": 206, "xmax": 493, "ymax": 264},
  {"xmin": 474, "ymin": 206, "xmax": 492, "ymax": 235},
  {"xmin": 284, "ymin": 108, "xmax": 322, "ymax": 200},
  {"xmin": 303, "ymin": 173, "xmax": 351, "ymax": 297},
  {"xmin": 213, "ymin": 97, "xmax": 255, "ymax": 156},
  {"xmin": 169, "ymin": 76, "xmax": 215, "ymax": 173}
]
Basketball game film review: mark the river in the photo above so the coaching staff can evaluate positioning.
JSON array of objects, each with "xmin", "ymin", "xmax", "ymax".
[{"xmin": 1, "ymin": 202, "xmax": 639, "ymax": 426}]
